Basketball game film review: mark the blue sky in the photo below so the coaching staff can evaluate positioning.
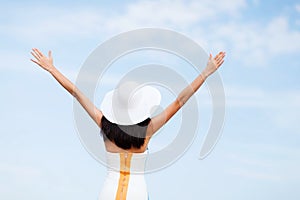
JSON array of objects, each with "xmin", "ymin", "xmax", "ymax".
[{"xmin": 1, "ymin": 0, "xmax": 300, "ymax": 199}]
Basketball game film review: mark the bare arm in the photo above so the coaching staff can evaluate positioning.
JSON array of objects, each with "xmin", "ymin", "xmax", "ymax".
[
  {"xmin": 147, "ymin": 52, "xmax": 226, "ymax": 136},
  {"xmin": 30, "ymin": 48, "xmax": 103, "ymax": 127}
]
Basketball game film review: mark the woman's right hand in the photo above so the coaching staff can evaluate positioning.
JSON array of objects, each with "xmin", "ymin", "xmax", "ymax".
[
  {"xmin": 30, "ymin": 48, "xmax": 55, "ymax": 73},
  {"xmin": 201, "ymin": 51, "xmax": 226, "ymax": 78}
]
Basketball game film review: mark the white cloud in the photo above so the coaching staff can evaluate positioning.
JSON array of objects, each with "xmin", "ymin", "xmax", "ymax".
[
  {"xmin": 225, "ymin": 85, "xmax": 300, "ymax": 133},
  {"xmin": 208, "ymin": 16, "xmax": 300, "ymax": 67},
  {"xmin": 0, "ymin": 163, "xmax": 43, "ymax": 184},
  {"xmin": 0, "ymin": 51, "xmax": 33, "ymax": 72},
  {"xmin": 251, "ymin": 0, "xmax": 260, "ymax": 6},
  {"xmin": 2, "ymin": 0, "xmax": 300, "ymax": 70},
  {"xmin": 0, "ymin": 7, "xmax": 106, "ymax": 42},
  {"xmin": 107, "ymin": 0, "xmax": 300, "ymax": 67},
  {"xmin": 225, "ymin": 85, "xmax": 300, "ymax": 108},
  {"xmin": 228, "ymin": 167, "xmax": 282, "ymax": 181},
  {"xmin": 266, "ymin": 16, "xmax": 300, "ymax": 54},
  {"xmin": 225, "ymin": 143, "xmax": 300, "ymax": 181},
  {"xmin": 225, "ymin": 85, "xmax": 266, "ymax": 107},
  {"xmin": 296, "ymin": 4, "xmax": 300, "ymax": 12},
  {"xmin": 104, "ymin": 0, "xmax": 247, "ymax": 31},
  {"xmin": 1, "ymin": 0, "xmax": 247, "ymax": 42}
]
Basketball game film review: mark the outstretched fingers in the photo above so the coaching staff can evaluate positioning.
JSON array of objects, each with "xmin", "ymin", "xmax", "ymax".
[
  {"xmin": 214, "ymin": 52, "xmax": 225, "ymax": 67},
  {"xmin": 30, "ymin": 49, "xmax": 40, "ymax": 64},
  {"xmin": 34, "ymin": 48, "xmax": 44, "ymax": 57},
  {"xmin": 30, "ymin": 58, "xmax": 40, "ymax": 65},
  {"xmin": 31, "ymin": 50, "xmax": 40, "ymax": 60},
  {"xmin": 215, "ymin": 52, "xmax": 225, "ymax": 61},
  {"xmin": 31, "ymin": 48, "xmax": 44, "ymax": 60},
  {"xmin": 30, "ymin": 48, "xmax": 45, "ymax": 66},
  {"xmin": 217, "ymin": 60, "xmax": 224, "ymax": 68}
]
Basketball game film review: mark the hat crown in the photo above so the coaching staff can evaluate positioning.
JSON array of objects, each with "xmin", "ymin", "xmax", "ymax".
[
  {"xmin": 114, "ymin": 81, "xmax": 142, "ymax": 109},
  {"xmin": 101, "ymin": 81, "xmax": 161, "ymax": 125}
]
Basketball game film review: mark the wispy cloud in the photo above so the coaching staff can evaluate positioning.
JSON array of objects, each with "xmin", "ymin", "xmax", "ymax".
[
  {"xmin": 0, "ymin": 7, "xmax": 106, "ymax": 42},
  {"xmin": 225, "ymin": 85, "xmax": 300, "ymax": 133},
  {"xmin": 0, "ymin": 163, "xmax": 43, "ymax": 185},
  {"xmin": 228, "ymin": 167, "xmax": 282, "ymax": 181},
  {"xmin": 225, "ymin": 143, "xmax": 300, "ymax": 181},
  {"xmin": 1, "ymin": 0, "xmax": 247, "ymax": 41},
  {"xmin": 208, "ymin": 16, "xmax": 300, "ymax": 67},
  {"xmin": 296, "ymin": 4, "xmax": 300, "ymax": 12},
  {"xmin": 0, "ymin": 51, "xmax": 32, "ymax": 71},
  {"xmin": 2, "ymin": 0, "xmax": 300, "ymax": 70},
  {"xmin": 225, "ymin": 85, "xmax": 300, "ymax": 108},
  {"xmin": 104, "ymin": 0, "xmax": 247, "ymax": 31}
]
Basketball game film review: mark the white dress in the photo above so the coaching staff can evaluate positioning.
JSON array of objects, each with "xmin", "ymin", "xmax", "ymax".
[{"xmin": 98, "ymin": 151, "xmax": 149, "ymax": 200}]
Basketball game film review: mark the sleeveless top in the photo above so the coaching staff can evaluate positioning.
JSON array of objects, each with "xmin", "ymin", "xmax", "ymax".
[{"xmin": 98, "ymin": 151, "xmax": 149, "ymax": 200}]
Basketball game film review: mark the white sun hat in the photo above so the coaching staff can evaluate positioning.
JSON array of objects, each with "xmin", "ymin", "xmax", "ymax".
[{"xmin": 100, "ymin": 81, "xmax": 161, "ymax": 125}]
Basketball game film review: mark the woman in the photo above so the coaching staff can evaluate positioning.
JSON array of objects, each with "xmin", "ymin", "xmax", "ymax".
[{"xmin": 30, "ymin": 48, "xmax": 225, "ymax": 199}]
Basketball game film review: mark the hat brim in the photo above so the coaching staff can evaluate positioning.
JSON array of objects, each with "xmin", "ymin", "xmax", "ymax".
[{"xmin": 100, "ymin": 85, "xmax": 161, "ymax": 125}]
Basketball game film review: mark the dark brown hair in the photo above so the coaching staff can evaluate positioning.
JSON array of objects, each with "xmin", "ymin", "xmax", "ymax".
[{"xmin": 100, "ymin": 116, "xmax": 151, "ymax": 149}]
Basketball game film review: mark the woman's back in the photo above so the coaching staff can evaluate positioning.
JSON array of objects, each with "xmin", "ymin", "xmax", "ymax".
[{"xmin": 99, "ymin": 151, "xmax": 149, "ymax": 200}]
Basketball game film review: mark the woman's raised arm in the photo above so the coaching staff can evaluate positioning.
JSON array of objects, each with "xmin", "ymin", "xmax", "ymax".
[
  {"xmin": 30, "ymin": 48, "xmax": 103, "ymax": 127},
  {"xmin": 147, "ymin": 51, "xmax": 226, "ymax": 136}
]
